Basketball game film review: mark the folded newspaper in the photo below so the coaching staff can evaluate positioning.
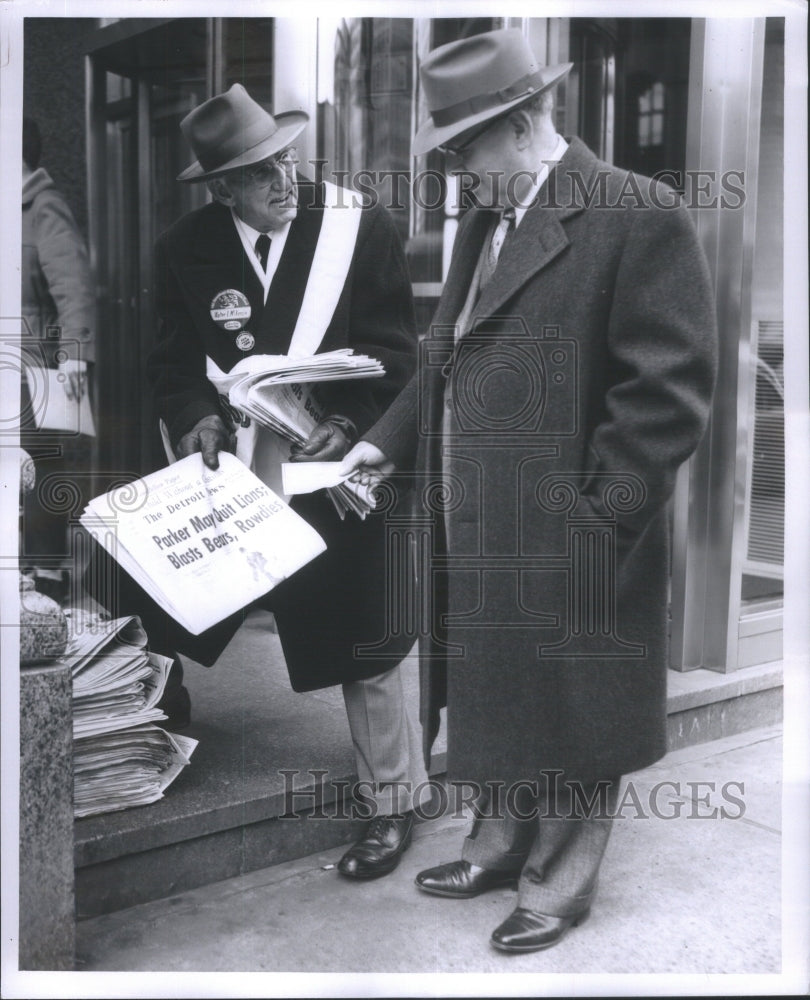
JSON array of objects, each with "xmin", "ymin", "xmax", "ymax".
[
  {"xmin": 62, "ymin": 611, "xmax": 198, "ymax": 817},
  {"xmin": 79, "ymin": 453, "xmax": 327, "ymax": 635},
  {"xmin": 207, "ymin": 349, "xmax": 383, "ymax": 518}
]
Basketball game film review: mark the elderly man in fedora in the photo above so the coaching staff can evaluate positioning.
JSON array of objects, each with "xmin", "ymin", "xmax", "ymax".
[
  {"xmin": 342, "ymin": 28, "xmax": 717, "ymax": 951},
  {"xmin": 99, "ymin": 83, "xmax": 428, "ymax": 878}
]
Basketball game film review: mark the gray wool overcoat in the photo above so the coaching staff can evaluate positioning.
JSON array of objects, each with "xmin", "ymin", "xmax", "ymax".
[{"xmin": 365, "ymin": 138, "xmax": 718, "ymax": 787}]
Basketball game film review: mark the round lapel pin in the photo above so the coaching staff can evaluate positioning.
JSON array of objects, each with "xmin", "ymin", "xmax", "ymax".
[
  {"xmin": 235, "ymin": 331, "xmax": 255, "ymax": 351},
  {"xmin": 210, "ymin": 289, "xmax": 252, "ymax": 332}
]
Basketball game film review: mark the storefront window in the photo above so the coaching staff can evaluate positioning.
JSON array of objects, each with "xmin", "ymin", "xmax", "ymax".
[
  {"xmin": 88, "ymin": 17, "xmax": 273, "ymax": 476},
  {"xmin": 318, "ymin": 17, "xmax": 498, "ymax": 325}
]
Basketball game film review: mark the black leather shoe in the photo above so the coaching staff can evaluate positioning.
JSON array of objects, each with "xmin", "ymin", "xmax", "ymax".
[
  {"xmin": 415, "ymin": 860, "xmax": 519, "ymax": 898},
  {"xmin": 490, "ymin": 906, "xmax": 591, "ymax": 953},
  {"xmin": 337, "ymin": 812, "xmax": 414, "ymax": 879},
  {"xmin": 156, "ymin": 657, "xmax": 191, "ymax": 731}
]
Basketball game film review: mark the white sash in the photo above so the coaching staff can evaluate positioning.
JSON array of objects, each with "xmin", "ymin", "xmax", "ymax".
[{"xmin": 286, "ymin": 180, "xmax": 362, "ymax": 357}]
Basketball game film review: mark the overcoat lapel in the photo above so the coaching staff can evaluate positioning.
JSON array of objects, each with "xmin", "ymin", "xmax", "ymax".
[
  {"xmin": 474, "ymin": 205, "xmax": 572, "ymax": 319},
  {"xmin": 260, "ymin": 182, "xmax": 324, "ymax": 353},
  {"xmin": 432, "ymin": 209, "xmax": 493, "ymax": 328},
  {"xmin": 178, "ymin": 185, "xmax": 326, "ymax": 357},
  {"xmin": 468, "ymin": 138, "xmax": 597, "ymax": 322},
  {"xmin": 180, "ymin": 205, "xmax": 266, "ymax": 326}
]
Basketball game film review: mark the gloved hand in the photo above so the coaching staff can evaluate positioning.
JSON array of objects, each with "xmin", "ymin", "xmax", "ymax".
[
  {"xmin": 288, "ymin": 418, "xmax": 356, "ymax": 463},
  {"xmin": 175, "ymin": 414, "xmax": 234, "ymax": 470}
]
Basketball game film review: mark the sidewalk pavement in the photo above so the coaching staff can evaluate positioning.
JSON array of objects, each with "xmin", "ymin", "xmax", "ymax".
[{"xmin": 68, "ymin": 723, "xmax": 791, "ymax": 990}]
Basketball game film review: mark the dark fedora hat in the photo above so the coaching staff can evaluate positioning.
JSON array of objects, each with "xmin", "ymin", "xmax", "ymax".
[
  {"xmin": 413, "ymin": 29, "xmax": 572, "ymax": 156},
  {"xmin": 177, "ymin": 83, "xmax": 309, "ymax": 182}
]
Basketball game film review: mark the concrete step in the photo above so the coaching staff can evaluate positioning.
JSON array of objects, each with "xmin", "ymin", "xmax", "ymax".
[
  {"xmin": 73, "ymin": 610, "xmax": 782, "ymax": 918},
  {"xmin": 74, "ymin": 725, "xmax": 786, "ymax": 975}
]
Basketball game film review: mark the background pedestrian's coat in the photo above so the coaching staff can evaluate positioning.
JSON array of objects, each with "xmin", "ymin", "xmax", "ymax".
[{"xmin": 367, "ymin": 138, "xmax": 718, "ymax": 784}]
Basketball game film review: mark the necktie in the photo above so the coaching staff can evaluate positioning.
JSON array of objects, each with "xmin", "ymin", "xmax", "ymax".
[
  {"xmin": 480, "ymin": 207, "xmax": 516, "ymax": 292},
  {"xmin": 255, "ymin": 233, "xmax": 271, "ymax": 272}
]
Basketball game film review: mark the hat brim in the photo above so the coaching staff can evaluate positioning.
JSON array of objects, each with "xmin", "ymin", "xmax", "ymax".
[
  {"xmin": 412, "ymin": 63, "xmax": 572, "ymax": 157},
  {"xmin": 177, "ymin": 111, "xmax": 309, "ymax": 182}
]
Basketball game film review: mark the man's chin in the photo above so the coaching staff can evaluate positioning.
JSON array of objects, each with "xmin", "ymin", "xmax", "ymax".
[{"xmin": 268, "ymin": 202, "xmax": 298, "ymax": 228}]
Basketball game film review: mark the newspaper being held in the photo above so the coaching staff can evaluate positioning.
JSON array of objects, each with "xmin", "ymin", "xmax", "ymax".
[
  {"xmin": 80, "ymin": 453, "xmax": 327, "ymax": 635},
  {"xmin": 73, "ymin": 726, "xmax": 198, "ymax": 818},
  {"xmin": 22, "ymin": 364, "xmax": 96, "ymax": 436},
  {"xmin": 281, "ymin": 462, "xmax": 376, "ymax": 510},
  {"xmin": 207, "ymin": 350, "xmax": 384, "ymax": 518}
]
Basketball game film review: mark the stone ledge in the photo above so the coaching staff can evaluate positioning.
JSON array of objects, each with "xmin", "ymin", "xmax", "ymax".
[{"xmin": 667, "ymin": 660, "xmax": 782, "ymax": 713}]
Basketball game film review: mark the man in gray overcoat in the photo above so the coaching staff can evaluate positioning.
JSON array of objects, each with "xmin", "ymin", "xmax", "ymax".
[{"xmin": 342, "ymin": 29, "xmax": 717, "ymax": 952}]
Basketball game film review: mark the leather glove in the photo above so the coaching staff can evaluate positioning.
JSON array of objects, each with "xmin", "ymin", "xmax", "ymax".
[
  {"xmin": 288, "ymin": 417, "xmax": 357, "ymax": 463},
  {"xmin": 175, "ymin": 414, "xmax": 234, "ymax": 470}
]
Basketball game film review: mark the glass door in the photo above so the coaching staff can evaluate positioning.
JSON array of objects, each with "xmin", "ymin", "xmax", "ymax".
[{"xmin": 86, "ymin": 18, "xmax": 273, "ymax": 481}]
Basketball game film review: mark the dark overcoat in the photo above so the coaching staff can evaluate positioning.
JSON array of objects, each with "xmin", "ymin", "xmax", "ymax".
[
  {"xmin": 129, "ymin": 180, "xmax": 419, "ymax": 689},
  {"xmin": 366, "ymin": 138, "xmax": 717, "ymax": 785}
]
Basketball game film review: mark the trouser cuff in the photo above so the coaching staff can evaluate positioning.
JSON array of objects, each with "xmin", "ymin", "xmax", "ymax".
[
  {"xmin": 517, "ymin": 880, "xmax": 596, "ymax": 918},
  {"xmin": 462, "ymin": 837, "xmax": 526, "ymax": 873}
]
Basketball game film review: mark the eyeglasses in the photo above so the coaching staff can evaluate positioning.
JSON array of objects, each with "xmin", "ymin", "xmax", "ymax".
[
  {"xmin": 436, "ymin": 117, "xmax": 502, "ymax": 157},
  {"xmin": 242, "ymin": 148, "xmax": 300, "ymax": 186}
]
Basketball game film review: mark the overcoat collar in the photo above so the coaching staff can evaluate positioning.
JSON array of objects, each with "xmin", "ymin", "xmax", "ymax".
[
  {"xmin": 181, "ymin": 179, "xmax": 324, "ymax": 354},
  {"xmin": 442, "ymin": 137, "xmax": 600, "ymax": 325}
]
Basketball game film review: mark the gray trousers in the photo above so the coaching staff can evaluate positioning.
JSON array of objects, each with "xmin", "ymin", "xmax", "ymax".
[
  {"xmin": 461, "ymin": 778, "xmax": 620, "ymax": 916},
  {"xmin": 342, "ymin": 663, "xmax": 429, "ymax": 815}
]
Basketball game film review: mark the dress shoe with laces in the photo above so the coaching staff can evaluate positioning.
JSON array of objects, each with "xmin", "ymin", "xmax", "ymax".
[
  {"xmin": 337, "ymin": 812, "xmax": 414, "ymax": 879},
  {"xmin": 415, "ymin": 860, "xmax": 519, "ymax": 898},
  {"xmin": 490, "ymin": 906, "xmax": 591, "ymax": 953}
]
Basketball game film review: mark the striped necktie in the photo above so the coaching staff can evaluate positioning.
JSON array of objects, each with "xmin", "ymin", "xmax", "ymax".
[
  {"xmin": 480, "ymin": 207, "xmax": 516, "ymax": 291},
  {"xmin": 255, "ymin": 233, "xmax": 271, "ymax": 272}
]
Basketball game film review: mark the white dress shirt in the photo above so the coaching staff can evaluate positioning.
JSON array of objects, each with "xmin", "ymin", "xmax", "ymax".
[{"xmin": 230, "ymin": 209, "xmax": 293, "ymax": 303}]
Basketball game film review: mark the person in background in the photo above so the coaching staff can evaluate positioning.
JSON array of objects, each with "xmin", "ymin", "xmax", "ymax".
[{"xmin": 21, "ymin": 116, "xmax": 95, "ymax": 599}]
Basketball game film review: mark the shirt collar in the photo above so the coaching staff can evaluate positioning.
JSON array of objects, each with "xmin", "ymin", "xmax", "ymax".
[
  {"xmin": 229, "ymin": 208, "xmax": 294, "ymax": 302},
  {"xmin": 230, "ymin": 210, "xmax": 282, "ymax": 250},
  {"xmin": 513, "ymin": 133, "xmax": 569, "ymax": 227}
]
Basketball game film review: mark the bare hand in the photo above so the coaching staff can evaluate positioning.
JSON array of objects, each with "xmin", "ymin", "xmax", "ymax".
[
  {"xmin": 63, "ymin": 370, "xmax": 87, "ymax": 401},
  {"xmin": 339, "ymin": 441, "xmax": 395, "ymax": 486},
  {"xmin": 289, "ymin": 421, "xmax": 351, "ymax": 463},
  {"xmin": 175, "ymin": 414, "xmax": 234, "ymax": 470},
  {"xmin": 59, "ymin": 360, "xmax": 88, "ymax": 401}
]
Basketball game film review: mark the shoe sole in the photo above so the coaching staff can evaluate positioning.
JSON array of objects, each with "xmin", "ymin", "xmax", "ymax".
[
  {"xmin": 490, "ymin": 909, "xmax": 591, "ymax": 953},
  {"xmin": 337, "ymin": 825, "xmax": 413, "ymax": 879},
  {"xmin": 415, "ymin": 876, "xmax": 519, "ymax": 899}
]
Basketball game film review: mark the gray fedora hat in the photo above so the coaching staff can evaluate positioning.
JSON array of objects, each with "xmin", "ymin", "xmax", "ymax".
[
  {"xmin": 177, "ymin": 83, "xmax": 309, "ymax": 182},
  {"xmin": 413, "ymin": 29, "xmax": 572, "ymax": 157}
]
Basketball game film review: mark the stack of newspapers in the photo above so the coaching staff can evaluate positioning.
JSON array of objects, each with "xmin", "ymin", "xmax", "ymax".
[
  {"xmin": 63, "ymin": 610, "xmax": 197, "ymax": 818},
  {"xmin": 208, "ymin": 349, "xmax": 382, "ymax": 518}
]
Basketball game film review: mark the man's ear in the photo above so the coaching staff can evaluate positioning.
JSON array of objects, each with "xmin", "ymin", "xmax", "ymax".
[
  {"xmin": 508, "ymin": 109, "xmax": 534, "ymax": 150},
  {"xmin": 207, "ymin": 177, "xmax": 234, "ymax": 206}
]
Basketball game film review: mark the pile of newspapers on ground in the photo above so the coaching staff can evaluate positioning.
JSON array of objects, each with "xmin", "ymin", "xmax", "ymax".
[{"xmin": 63, "ymin": 608, "xmax": 197, "ymax": 818}]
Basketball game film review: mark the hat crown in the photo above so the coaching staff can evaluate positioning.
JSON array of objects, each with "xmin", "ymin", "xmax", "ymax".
[
  {"xmin": 180, "ymin": 84, "xmax": 281, "ymax": 175},
  {"xmin": 412, "ymin": 28, "xmax": 572, "ymax": 157},
  {"xmin": 421, "ymin": 29, "xmax": 539, "ymax": 112}
]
